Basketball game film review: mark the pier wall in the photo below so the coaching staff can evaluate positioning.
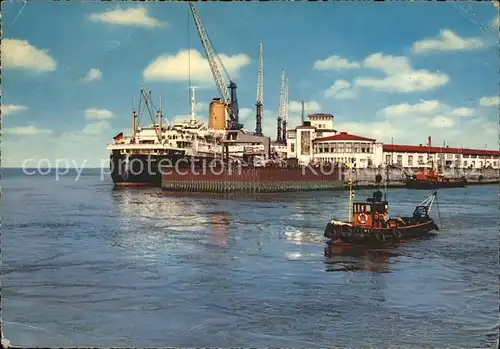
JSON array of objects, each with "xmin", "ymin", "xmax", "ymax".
[
  {"xmin": 161, "ymin": 165, "xmax": 499, "ymax": 193},
  {"xmin": 349, "ymin": 167, "xmax": 500, "ymax": 187},
  {"xmin": 161, "ymin": 166, "xmax": 344, "ymax": 193}
]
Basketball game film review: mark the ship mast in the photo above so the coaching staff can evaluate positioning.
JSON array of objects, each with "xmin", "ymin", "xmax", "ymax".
[
  {"xmin": 190, "ymin": 87, "xmax": 197, "ymax": 121},
  {"xmin": 132, "ymin": 99, "xmax": 137, "ymax": 144},
  {"xmin": 158, "ymin": 96, "xmax": 163, "ymax": 143},
  {"xmin": 136, "ymin": 88, "xmax": 162, "ymax": 144}
]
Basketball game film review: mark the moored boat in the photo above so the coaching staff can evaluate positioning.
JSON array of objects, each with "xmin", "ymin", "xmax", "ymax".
[
  {"xmin": 403, "ymin": 137, "xmax": 467, "ymax": 189},
  {"xmin": 405, "ymin": 169, "xmax": 466, "ymax": 189},
  {"xmin": 324, "ymin": 174, "xmax": 440, "ymax": 254}
]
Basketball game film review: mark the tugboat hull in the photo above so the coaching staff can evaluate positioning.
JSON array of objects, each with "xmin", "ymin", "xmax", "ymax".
[{"xmin": 324, "ymin": 217, "xmax": 439, "ymax": 249}]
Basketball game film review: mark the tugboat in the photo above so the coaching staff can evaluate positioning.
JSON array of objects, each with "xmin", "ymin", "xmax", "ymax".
[
  {"xmin": 324, "ymin": 172, "xmax": 440, "ymax": 254},
  {"xmin": 403, "ymin": 137, "xmax": 466, "ymax": 189}
]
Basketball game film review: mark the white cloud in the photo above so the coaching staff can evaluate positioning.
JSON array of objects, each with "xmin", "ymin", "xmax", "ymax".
[
  {"xmin": 2, "ymin": 38, "xmax": 56, "ymax": 72},
  {"xmin": 317, "ymin": 52, "xmax": 449, "ymax": 96},
  {"xmin": 3, "ymin": 125, "xmax": 53, "ymax": 135},
  {"xmin": 82, "ymin": 68, "xmax": 102, "ymax": 83},
  {"xmin": 381, "ymin": 99, "xmax": 442, "ymax": 118},
  {"xmin": 3, "ymin": 130, "xmax": 112, "ymax": 167},
  {"xmin": 196, "ymin": 102, "xmax": 209, "ymax": 112},
  {"xmin": 332, "ymin": 99, "xmax": 496, "ymax": 148},
  {"xmin": 355, "ymin": 71, "xmax": 449, "ymax": 93},
  {"xmin": 313, "ymin": 55, "xmax": 360, "ymax": 70},
  {"xmin": 143, "ymin": 49, "xmax": 251, "ymax": 85},
  {"xmin": 170, "ymin": 102, "xmax": 214, "ymax": 123},
  {"xmin": 288, "ymin": 100, "xmax": 321, "ymax": 114},
  {"xmin": 3, "ymin": 122, "xmax": 116, "ymax": 168},
  {"xmin": 334, "ymin": 114, "xmax": 495, "ymax": 149},
  {"xmin": 363, "ymin": 53, "xmax": 410, "ymax": 75},
  {"xmin": 324, "ymin": 80, "xmax": 357, "ymax": 99},
  {"xmin": 239, "ymin": 107, "xmax": 254, "ymax": 120},
  {"xmin": 334, "ymin": 120, "xmax": 400, "ymax": 141},
  {"xmin": 380, "ymin": 100, "xmax": 475, "ymax": 120},
  {"xmin": 82, "ymin": 121, "xmax": 111, "ymax": 135},
  {"xmin": 354, "ymin": 53, "xmax": 449, "ymax": 93},
  {"xmin": 479, "ymin": 96, "xmax": 500, "ymax": 107},
  {"xmin": 1, "ymin": 104, "xmax": 28, "ymax": 116},
  {"xmin": 169, "ymin": 114, "xmax": 192, "ymax": 124},
  {"xmin": 240, "ymin": 106, "xmax": 299, "ymax": 136},
  {"xmin": 430, "ymin": 116, "xmax": 454, "ymax": 128},
  {"xmin": 238, "ymin": 107, "xmax": 281, "ymax": 138},
  {"xmin": 411, "ymin": 29, "xmax": 486, "ymax": 54},
  {"xmin": 84, "ymin": 108, "xmax": 114, "ymax": 120},
  {"xmin": 88, "ymin": 7, "xmax": 165, "ymax": 28},
  {"xmin": 60, "ymin": 121, "xmax": 114, "ymax": 143},
  {"xmin": 448, "ymin": 107, "xmax": 474, "ymax": 117}
]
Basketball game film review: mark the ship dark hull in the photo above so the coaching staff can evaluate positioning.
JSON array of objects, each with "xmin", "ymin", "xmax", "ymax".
[
  {"xmin": 109, "ymin": 150, "xmax": 217, "ymax": 187},
  {"xmin": 405, "ymin": 178, "xmax": 467, "ymax": 189}
]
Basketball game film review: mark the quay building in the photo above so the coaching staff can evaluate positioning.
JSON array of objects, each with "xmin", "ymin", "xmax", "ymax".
[{"xmin": 285, "ymin": 114, "xmax": 499, "ymax": 170}]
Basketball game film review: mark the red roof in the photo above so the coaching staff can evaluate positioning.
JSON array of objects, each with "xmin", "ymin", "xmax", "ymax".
[
  {"xmin": 383, "ymin": 144, "xmax": 500, "ymax": 156},
  {"xmin": 314, "ymin": 132, "xmax": 376, "ymax": 142}
]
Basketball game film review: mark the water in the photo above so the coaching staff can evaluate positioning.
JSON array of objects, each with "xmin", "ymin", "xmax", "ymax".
[{"xmin": 2, "ymin": 169, "xmax": 498, "ymax": 347}]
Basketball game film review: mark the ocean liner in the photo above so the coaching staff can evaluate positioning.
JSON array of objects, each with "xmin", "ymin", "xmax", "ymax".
[
  {"xmin": 107, "ymin": 88, "xmax": 271, "ymax": 187},
  {"xmin": 107, "ymin": 2, "xmax": 280, "ymax": 187}
]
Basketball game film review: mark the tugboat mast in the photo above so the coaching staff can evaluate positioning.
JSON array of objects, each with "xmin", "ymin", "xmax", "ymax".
[
  {"xmin": 347, "ymin": 160, "xmax": 355, "ymax": 222},
  {"xmin": 384, "ymin": 164, "xmax": 389, "ymax": 202}
]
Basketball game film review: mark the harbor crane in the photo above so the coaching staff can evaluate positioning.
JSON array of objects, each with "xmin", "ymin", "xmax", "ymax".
[
  {"xmin": 282, "ymin": 78, "xmax": 289, "ymax": 145},
  {"xmin": 277, "ymin": 70, "xmax": 285, "ymax": 143},
  {"xmin": 255, "ymin": 43, "xmax": 263, "ymax": 136},
  {"xmin": 189, "ymin": 3, "xmax": 242, "ymax": 130}
]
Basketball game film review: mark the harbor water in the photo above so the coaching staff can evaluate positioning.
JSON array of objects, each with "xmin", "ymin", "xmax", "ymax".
[{"xmin": 2, "ymin": 169, "xmax": 498, "ymax": 347}]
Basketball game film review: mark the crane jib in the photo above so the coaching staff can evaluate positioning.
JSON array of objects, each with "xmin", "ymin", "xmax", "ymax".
[{"xmin": 189, "ymin": 3, "xmax": 239, "ymax": 128}]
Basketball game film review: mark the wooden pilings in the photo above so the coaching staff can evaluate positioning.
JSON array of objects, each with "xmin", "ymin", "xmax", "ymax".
[
  {"xmin": 161, "ymin": 179, "xmax": 343, "ymax": 193},
  {"xmin": 161, "ymin": 166, "xmax": 343, "ymax": 193}
]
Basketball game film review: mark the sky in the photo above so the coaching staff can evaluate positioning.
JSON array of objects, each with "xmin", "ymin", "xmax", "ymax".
[{"xmin": 1, "ymin": 1, "xmax": 499, "ymax": 167}]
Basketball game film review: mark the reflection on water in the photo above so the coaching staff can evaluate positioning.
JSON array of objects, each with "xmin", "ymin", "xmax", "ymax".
[
  {"xmin": 324, "ymin": 246, "xmax": 397, "ymax": 272},
  {"xmin": 323, "ymin": 235, "xmax": 439, "ymax": 272},
  {"xmin": 207, "ymin": 211, "xmax": 230, "ymax": 247},
  {"xmin": 111, "ymin": 188, "xmax": 202, "ymax": 223},
  {"xmin": 284, "ymin": 231, "xmax": 322, "ymax": 245},
  {"xmin": 109, "ymin": 189, "xmax": 235, "ymax": 258}
]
